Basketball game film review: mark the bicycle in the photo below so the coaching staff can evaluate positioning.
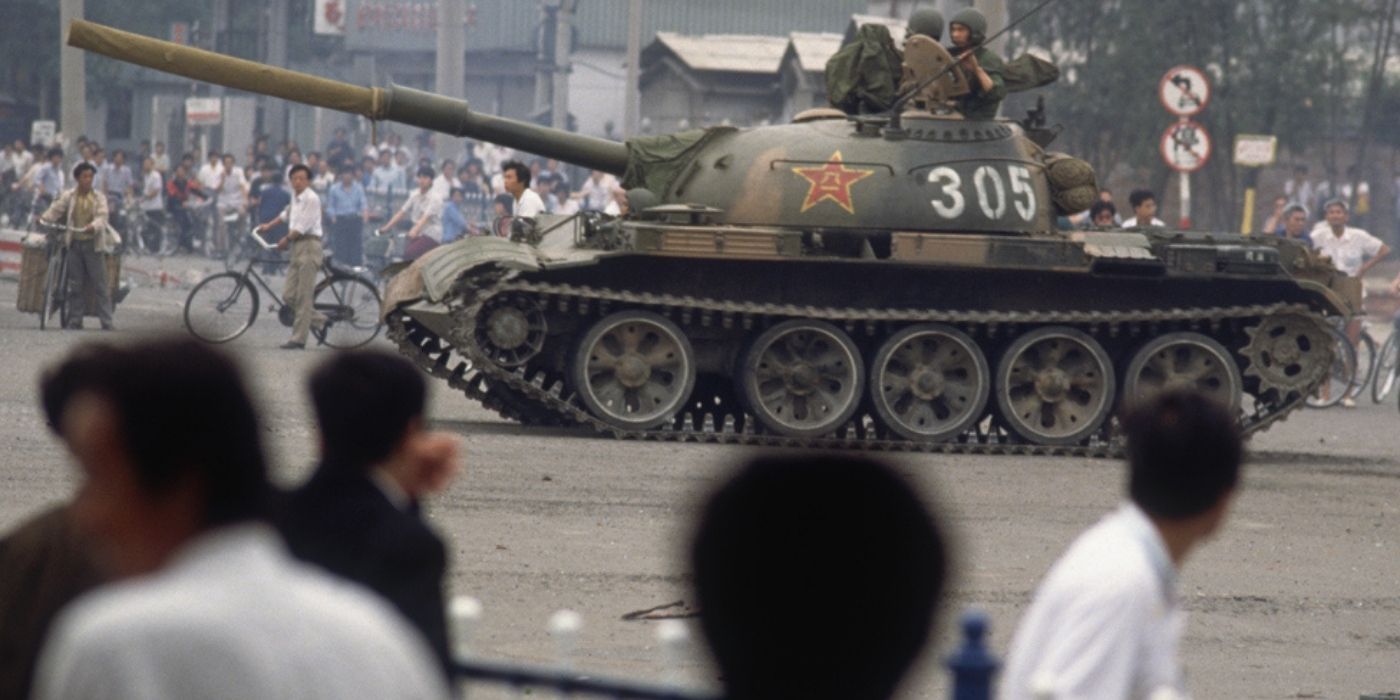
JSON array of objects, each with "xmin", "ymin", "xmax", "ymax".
[
  {"xmin": 183, "ymin": 228, "xmax": 383, "ymax": 348},
  {"xmin": 1306, "ymin": 317, "xmax": 1376, "ymax": 409},
  {"xmin": 1372, "ymin": 323, "xmax": 1400, "ymax": 403},
  {"xmin": 31, "ymin": 221, "xmax": 82, "ymax": 330}
]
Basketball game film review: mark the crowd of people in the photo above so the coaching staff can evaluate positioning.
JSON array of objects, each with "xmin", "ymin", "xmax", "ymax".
[
  {"xmin": 0, "ymin": 128, "xmax": 630, "ymax": 268},
  {"xmin": 0, "ymin": 334, "xmax": 1245, "ymax": 700}
]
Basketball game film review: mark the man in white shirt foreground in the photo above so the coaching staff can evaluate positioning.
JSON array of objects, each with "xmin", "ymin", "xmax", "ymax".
[
  {"xmin": 33, "ymin": 338, "xmax": 446, "ymax": 700},
  {"xmin": 258, "ymin": 164, "xmax": 327, "ymax": 349},
  {"xmin": 502, "ymin": 159, "xmax": 545, "ymax": 218},
  {"xmin": 1002, "ymin": 390, "xmax": 1242, "ymax": 700}
]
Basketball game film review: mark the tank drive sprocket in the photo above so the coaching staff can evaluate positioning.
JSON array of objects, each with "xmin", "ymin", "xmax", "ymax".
[{"xmin": 1239, "ymin": 313, "xmax": 1334, "ymax": 396}]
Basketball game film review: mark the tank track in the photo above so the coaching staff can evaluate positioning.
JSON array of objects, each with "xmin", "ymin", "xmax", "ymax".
[{"xmin": 388, "ymin": 269, "xmax": 1316, "ymax": 459}]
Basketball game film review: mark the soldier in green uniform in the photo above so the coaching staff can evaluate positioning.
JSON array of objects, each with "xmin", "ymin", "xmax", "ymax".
[
  {"xmin": 906, "ymin": 8, "xmax": 944, "ymax": 41},
  {"xmin": 948, "ymin": 8, "xmax": 1006, "ymax": 120}
]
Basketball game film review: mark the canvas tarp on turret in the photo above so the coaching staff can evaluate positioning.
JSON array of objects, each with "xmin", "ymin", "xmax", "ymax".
[{"xmin": 622, "ymin": 128, "xmax": 736, "ymax": 195}]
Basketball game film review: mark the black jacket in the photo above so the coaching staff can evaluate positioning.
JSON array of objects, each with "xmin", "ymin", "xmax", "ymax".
[{"xmin": 277, "ymin": 468, "xmax": 451, "ymax": 676}]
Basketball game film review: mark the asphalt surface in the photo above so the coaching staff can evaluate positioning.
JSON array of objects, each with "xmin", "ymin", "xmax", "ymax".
[{"xmin": 1, "ymin": 252, "xmax": 1398, "ymax": 699}]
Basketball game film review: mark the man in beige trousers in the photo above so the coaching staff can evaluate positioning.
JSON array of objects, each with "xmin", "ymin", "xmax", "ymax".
[{"xmin": 258, "ymin": 164, "xmax": 325, "ymax": 349}]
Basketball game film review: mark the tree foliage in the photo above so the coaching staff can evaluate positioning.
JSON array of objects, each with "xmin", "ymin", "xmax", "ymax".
[{"xmin": 1004, "ymin": 0, "xmax": 1391, "ymax": 229}]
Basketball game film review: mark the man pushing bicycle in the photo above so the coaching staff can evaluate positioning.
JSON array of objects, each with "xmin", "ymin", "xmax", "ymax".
[
  {"xmin": 39, "ymin": 162, "xmax": 118, "ymax": 330},
  {"xmin": 257, "ymin": 164, "xmax": 326, "ymax": 349}
]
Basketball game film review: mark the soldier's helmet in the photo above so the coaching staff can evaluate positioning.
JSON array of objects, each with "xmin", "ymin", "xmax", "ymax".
[
  {"xmin": 949, "ymin": 7, "xmax": 988, "ymax": 44},
  {"xmin": 906, "ymin": 8, "xmax": 945, "ymax": 41}
]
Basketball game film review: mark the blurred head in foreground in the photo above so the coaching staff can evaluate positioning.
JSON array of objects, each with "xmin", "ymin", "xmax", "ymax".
[{"xmin": 692, "ymin": 455, "xmax": 946, "ymax": 700}]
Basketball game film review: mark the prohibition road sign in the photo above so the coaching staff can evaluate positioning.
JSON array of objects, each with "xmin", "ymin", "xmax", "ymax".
[
  {"xmin": 1159, "ymin": 66, "xmax": 1211, "ymax": 117},
  {"xmin": 1161, "ymin": 119, "xmax": 1212, "ymax": 173}
]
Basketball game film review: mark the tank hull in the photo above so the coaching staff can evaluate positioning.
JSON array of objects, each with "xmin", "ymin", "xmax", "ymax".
[{"xmin": 387, "ymin": 231, "xmax": 1344, "ymax": 457}]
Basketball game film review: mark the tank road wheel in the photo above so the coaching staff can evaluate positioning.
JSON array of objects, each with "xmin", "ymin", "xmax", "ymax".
[
  {"xmin": 475, "ymin": 295, "xmax": 547, "ymax": 368},
  {"xmin": 870, "ymin": 324, "xmax": 990, "ymax": 442},
  {"xmin": 572, "ymin": 310, "xmax": 696, "ymax": 430},
  {"xmin": 741, "ymin": 320, "xmax": 865, "ymax": 438},
  {"xmin": 995, "ymin": 326, "xmax": 1116, "ymax": 446},
  {"xmin": 1124, "ymin": 333, "xmax": 1243, "ymax": 413}
]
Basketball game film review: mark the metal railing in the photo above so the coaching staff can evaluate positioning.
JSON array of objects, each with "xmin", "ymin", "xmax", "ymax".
[{"xmin": 448, "ymin": 600, "xmax": 1000, "ymax": 700}]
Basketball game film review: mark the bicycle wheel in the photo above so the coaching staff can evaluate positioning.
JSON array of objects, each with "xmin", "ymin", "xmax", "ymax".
[
  {"xmin": 1306, "ymin": 325, "xmax": 1356, "ymax": 409},
  {"xmin": 1347, "ymin": 331, "xmax": 1377, "ymax": 401},
  {"xmin": 1373, "ymin": 332, "xmax": 1400, "ymax": 403},
  {"xmin": 313, "ymin": 275, "xmax": 382, "ymax": 348},
  {"xmin": 40, "ymin": 247, "xmax": 68, "ymax": 330},
  {"xmin": 184, "ymin": 272, "xmax": 259, "ymax": 343}
]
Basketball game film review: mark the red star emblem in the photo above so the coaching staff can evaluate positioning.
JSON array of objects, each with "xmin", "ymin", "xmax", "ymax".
[{"xmin": 791, "ymin": 151, "xmax": 875, "ymax": 214}]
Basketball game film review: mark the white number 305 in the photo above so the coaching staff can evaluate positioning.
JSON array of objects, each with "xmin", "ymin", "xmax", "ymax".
[{"xmin": 927, "ymin": 165, "xmax": 1036, "ymax": 222}]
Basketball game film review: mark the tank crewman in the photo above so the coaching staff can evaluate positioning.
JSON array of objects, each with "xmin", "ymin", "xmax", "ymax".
[
  {"xmin": 906, "ymin": 8, "xmax": 944, "ymax": 42},
  {"xmin": 948, "ymin": 8, "xmax": 1007, "ymax": 120}
]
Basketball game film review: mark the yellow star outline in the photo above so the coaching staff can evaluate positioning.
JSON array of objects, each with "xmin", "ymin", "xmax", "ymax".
[{"xmin": 791, "ymin": 151, "xmax": 876, "ymax": 215}]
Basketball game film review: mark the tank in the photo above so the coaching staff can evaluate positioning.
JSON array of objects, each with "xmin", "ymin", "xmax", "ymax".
[{"xmin": 71, "ymin": 20, "xmax": 1356, "ymax": 456}]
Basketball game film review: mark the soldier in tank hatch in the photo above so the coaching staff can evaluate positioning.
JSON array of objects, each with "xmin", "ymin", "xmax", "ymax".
[{"xmin": 948, "ymin": 8, "xmax": 1007, "ymax": 120}]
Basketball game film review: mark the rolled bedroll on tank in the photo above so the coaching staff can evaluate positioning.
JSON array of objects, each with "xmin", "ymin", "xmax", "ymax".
[{"xmin": 70, "ymin": 19, "xmax": 1354, "ymax": 457}]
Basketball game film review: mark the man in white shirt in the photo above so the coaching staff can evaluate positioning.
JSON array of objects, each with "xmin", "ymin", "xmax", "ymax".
[
  {"xmin": 258, "ymin": 164, "xmax": 327, "ymax": 349},
  {"xmin": 195, "ymin": 151, "xmax": 224, "ymax": 240},
  {"xmin": 577, "ymin": 169, "xmax": 619, "ymax": 211},
  {"xmin": 213, "ymin": 153, "xmax": 248, "ymax": 254},
  {"xmin": 33, "ymin": 339, "xmax": 447, "ymax": 700},
  {"xmin": 1311, "ymin": 199, "xmax": 1390, "ymax": 406},
  {"xmin": 1310, "ymin": 199, "xmax": 1389, "ymax": 279},
  {"xmin": 138, "ymin": 157, "xmax": 164, "ymax": 213},
  {"xmin": 151, "ymin": 141, "xmax": 170, "ymax": 173},
  {"xmin": 503, "ymin": 160, "xmax": 545, "ymax": 218},
  {"xmin": 1002, "ymin": 390, "xmax": 1242, "ymax": 700},
  {"xmin": 381, "ymin": 166, "xmax": 445, "ymax": 242},
  {"xmin": 1124, "ymin": 189, "xmax": 1167, "ymax": 227}
]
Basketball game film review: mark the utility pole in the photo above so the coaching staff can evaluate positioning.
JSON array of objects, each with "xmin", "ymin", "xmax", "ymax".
[
  {"xmin": 552, "ymin": 0, "xmax": 576, "ymax": 130},
  {"xmin": 436, "ymin": 0, "xmax": 465, "ymax": 100},
  {"xmin": 535, "ymin": 2, "xmax": 556, "ymax": 121},
  {"xmin": 59, "ymin": 0, "xmax": 86, "ymax": 141},
  {"xmin": 624, "ymin": 0, "xmax": 641, "ymax": 137},
  {"xmin": 265, "ymin": 0, "xmax": 290, "ymax": 143}
]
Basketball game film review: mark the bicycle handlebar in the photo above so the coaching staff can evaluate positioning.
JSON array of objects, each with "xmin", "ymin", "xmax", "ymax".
[
  {"xmin": 35, "ymin": 221, "xmax": 86, "ymax": 233},
  {"xmin": 248, "ymin": 228, "xmax": 277, "ymax": 251}
]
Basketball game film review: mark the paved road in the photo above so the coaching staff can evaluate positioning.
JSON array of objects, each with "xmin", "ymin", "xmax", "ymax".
[{"xmin": 1, "ymin": 257, "xmax": 1398, "ymax": 699}]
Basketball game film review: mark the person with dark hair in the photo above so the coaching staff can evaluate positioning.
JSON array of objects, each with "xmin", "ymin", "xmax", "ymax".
[
  {"xmin": 379, "ymin": 164, "xmax": 444, "ymax": 260},
  {"xmin": 249, "ymin": 163, "xmax": 290, "ymax": 247},
  {"xmin": 18, "ymin": 148, "xmax": 66, "ymax": 210},
  {"xmin": 1279, "ymin": 203, "xmax": 1311, "ymax": 247},
  {"xmin": 31, "ymin": 339, "xmax": 446, "ymax": 700},
  {"xmin": 1002, "ymin": 390, "xmax": 1242, "ymax": 700},
  {"xmin": 1125, "ymin": 189, "xmax": 1166, "ymax": 227},
  {"xmin": 279, "ymin": 351, "xmax": 460, "ymax": 679},
  {"xmin": 164, "ymin": 161, "xmax": 205, "ymax": 253},
  {"xmin": 692, "ymin": 455, "xmax": 946, "ymax": 700},
  {"xmin": 39, "ymin": 161, "xmax": 118, "ymax": 330},
  {"xmin": 948, "ymin": 7, "xmax": 1006, "ymax": 120},
  {"xmin": 502, "ymin": 159, "xmax": 545, "ymax": 218},
  {"xmin": 1086, "ymin": 200, "xmax": 1117, "ymax": 228},
  {"xmin": 258, "ymin": 164, "xmax": 327, "ymax": 349},
  {"xmin": 0, "ymin": 346, "xmax": 109, "ymax": 699},
  {"xmin": 326, "ymin": 166, "xmax": 369, "ymax": 265}
]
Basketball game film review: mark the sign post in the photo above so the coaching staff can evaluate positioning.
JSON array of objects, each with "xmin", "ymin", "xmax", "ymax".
[
  {"xmin": 1158, "ymin": 66, "xmax": 1211, "ymax": 229},
  {"xmin": 1233, "ymin": 134, "xmax": 1277, "ymax": 234}
]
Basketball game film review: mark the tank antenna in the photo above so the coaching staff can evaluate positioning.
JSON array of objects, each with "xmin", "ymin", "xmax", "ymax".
[{"xmin": 887, "ymin": 0, "xmax": 1062, "ymax": 133}]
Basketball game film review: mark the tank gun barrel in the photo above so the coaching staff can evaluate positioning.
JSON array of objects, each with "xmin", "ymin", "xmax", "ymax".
[{"xmin": 67, "ymin": 20, "xmax": 629, "ymax": 175}]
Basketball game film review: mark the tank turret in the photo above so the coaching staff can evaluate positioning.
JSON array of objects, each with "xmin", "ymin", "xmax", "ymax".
[{"xmin": 69, "ymin": 19, "xmax": 1092, "ymax": 235}]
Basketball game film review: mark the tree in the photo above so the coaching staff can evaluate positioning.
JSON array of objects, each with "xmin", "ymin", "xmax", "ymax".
[{"xmin": 1006, "ymin": 0, "xmax": 1383, "ymax": 231}]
